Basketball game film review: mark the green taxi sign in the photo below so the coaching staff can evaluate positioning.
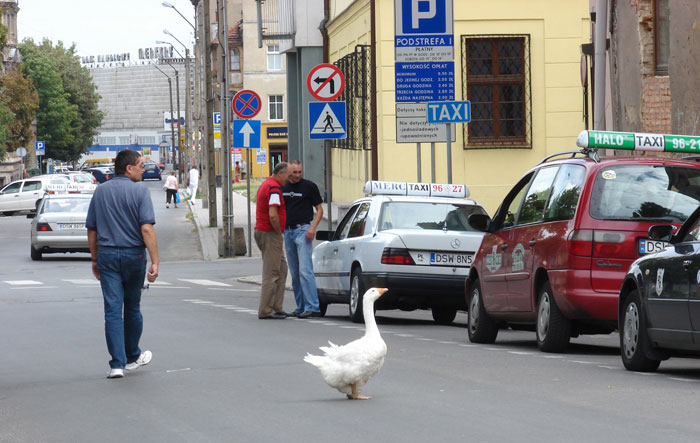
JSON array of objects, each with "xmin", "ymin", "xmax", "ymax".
[{"xmin": 577, "ymin": 130, "xmax": 700, "ymax": 153}]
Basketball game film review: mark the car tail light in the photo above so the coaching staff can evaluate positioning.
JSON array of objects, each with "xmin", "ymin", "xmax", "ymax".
[
  {"xmin": 567, "ymin": 230, "xmax": 592, "ymax": 256},
  {"xmin": 36, "ymin": 223, "xmax": 52, "ymax": 232},
  {"xmin": 105, "ymin": 174, "xmax": 111, "ymax": 180},
  {"xmin": 381, "ymin": 248, "xmax": 416, "ymax": 265}
]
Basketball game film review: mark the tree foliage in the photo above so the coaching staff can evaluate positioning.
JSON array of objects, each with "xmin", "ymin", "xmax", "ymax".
[
  {"xmin": 19, "ymin": 39, "xmax": 103, "ymax": 162},
  {"xmin": 0, "ymin": 70, "xmax": 40, "ymax": 155}
]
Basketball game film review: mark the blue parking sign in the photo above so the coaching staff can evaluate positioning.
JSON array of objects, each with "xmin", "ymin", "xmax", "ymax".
[
  {"xmin": 36, "ymin": 141, "xmax": 45, "ymax": 156},
  {"xmin": 401, "ymin": 0, "xmax": 447, "ymax": 34}
]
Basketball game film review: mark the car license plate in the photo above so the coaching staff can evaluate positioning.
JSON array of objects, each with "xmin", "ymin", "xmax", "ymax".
[
  {"xmin": 58, "ymin": 223, "xmax": 85, "ymax": 230},
  {"xmin": 639, "ymin": 239, "xmax": 667, "ymax": 254},
  {"xmin": 430, "ymin": 252, "xmax": 473, "ymax": 267}
]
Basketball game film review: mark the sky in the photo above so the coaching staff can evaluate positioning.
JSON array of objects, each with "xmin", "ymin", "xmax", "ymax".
[{"xmin": 17, "ymin": 0, "xmax": 197, "ymax": 61}]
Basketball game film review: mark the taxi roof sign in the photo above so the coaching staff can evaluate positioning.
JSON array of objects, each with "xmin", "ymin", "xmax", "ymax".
[
  {"xmin": 577, "ymin": 130, "xmax": 700, "ymax": 153},
  {"xmin": 363, "ymin": 181, "xmax": 469, "ymax": 198}
]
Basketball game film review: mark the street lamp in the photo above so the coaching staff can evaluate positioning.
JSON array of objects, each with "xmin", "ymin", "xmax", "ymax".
[
  {"xmin": 152, "ymin": 64, "xmax": 177, "ymax": 169},
  {"xmin": 160, "ymin": 56, "xmax": 183, "ymax": 184},
  {"xmin": 162, "ymin": 2, "xmax": 196, "ymax": 30},
  {"xmin": 155, "ymin": 40, "xmax": 184, "ymax": 58},
  {"xmin": 164, "ymin": 29, "xmax": 192, "ymax": 177}
]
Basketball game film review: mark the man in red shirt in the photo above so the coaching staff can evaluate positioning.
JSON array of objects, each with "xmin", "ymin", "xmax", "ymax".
[{"xmin": 254, "ymin": 162, "xmax": 291, "ymax": 319}]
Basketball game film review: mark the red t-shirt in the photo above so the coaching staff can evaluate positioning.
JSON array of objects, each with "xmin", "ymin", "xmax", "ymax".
[{"xmin": 255, "ymin": 177, "xmax": 286, "ymax": 232}]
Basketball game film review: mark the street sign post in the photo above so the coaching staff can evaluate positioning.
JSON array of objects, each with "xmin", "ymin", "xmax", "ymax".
[
  {"xmin": 35, "ymin": 141, "xmax": 45, "ymax": 156},
  {"xmin": 426, "ymin": 101, "xmax": 471, "ymax": 185},
  {"xmin": 256, "ymin": 147, "xmax": 266, "ymax": 164},
  {"xmin": 233, "ymin": 120, "xmax": 261, "ymax": 149},
  {"xmin": 232, "ymin": 90, "xmax": 262, "ymax": 119},
  {"xmin": 307, "ymin": 64, "xmax": 346, "ymax": 101},
  {"xmin": 213, "ymin": 112, "xmax": 222, "ymax": 149},
  {"xmin": 309, "ymin": 102, "xmax": 347, "ymax": 140}
]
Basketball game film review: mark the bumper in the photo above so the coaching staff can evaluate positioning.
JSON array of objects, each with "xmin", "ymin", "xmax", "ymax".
[
  {"xmin": 548, "ymin": 269, "xmax": 618, "ymax": 321},
  {"xmin": 32, "ymin": 234, "xmax": 89, "ymax": 251},
  {"xmin": 361, "ymin": 271, "xmax": 467, "ymax": 310}
]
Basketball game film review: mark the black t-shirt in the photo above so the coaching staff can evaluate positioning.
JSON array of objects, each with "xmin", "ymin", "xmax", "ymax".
[{"xmin": 283, "ymin": 178, "xmax": 323, "ymax": 226}]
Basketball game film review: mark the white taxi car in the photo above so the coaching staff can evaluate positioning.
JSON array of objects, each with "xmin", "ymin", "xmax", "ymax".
[
  {"xmin": 313, "ymin": 181, "xmax": 487, "ymax": 324},
  {"xmin": 28, "ymin": 192, "xmax": 94, "ymax": 260},
  {"xmin": 0, "ymin": 175, "xmax": 72, "ymax": 216}
]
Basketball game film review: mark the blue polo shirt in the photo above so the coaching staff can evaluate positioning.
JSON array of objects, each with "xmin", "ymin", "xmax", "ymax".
[{"xmin": 86, "ymin": 175, "xmax": 156, "ymax": 247}]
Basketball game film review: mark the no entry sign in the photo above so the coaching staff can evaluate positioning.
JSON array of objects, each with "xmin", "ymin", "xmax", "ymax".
[
  {"xmin": 232, "ymin": 90, "xmax": 261, "ymax": 119},
  {"xmin": 307, "ymin": 64, "xmax": 345, "ymax": 101}
]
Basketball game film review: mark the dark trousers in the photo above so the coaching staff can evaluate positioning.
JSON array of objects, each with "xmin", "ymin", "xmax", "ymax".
[{"xmin": 166, "ymin": 189, "xmax": 177, "ymax": 204}]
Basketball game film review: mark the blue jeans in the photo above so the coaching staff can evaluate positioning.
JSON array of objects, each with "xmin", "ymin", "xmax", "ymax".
[
  {"xmin": 284, "ymin": 225, "xmax": 320, "ymax": 312},
  {"xmin": 97, "ymin": 246, "xmax": 147, "ymax": 369}
]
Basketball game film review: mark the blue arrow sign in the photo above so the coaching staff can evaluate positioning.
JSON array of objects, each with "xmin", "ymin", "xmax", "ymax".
[
  {"xmin": 426, "ymin": 101, "xmax": 471, "ymax": 123},
  {"xmin": 309, "ymin": 101, "xmax": 347, "ymax": 140},
  {"xmin": 233, "ymin": 120, "xmax": 261, "ymax": 148}
]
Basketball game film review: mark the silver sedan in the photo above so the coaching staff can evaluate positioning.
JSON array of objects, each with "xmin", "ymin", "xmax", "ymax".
[{"xmin": 29, "ymin": 194, "xmax": 93, "ymax": 260}]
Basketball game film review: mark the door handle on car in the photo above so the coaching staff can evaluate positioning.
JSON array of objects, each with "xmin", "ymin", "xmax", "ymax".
[
  {"xmin": 333, "ymin": 248, "xmax": 338, "ymax": 254},
  {"xmin": 350, "ymin": 246, "xmax": 355, "ymax": 252},
  {"xmin": 500, "ymin": 244, "xmax": 508, "ymax": 251},
  {"xmin": 528, "ymin": 240, "xmax": 536, "ymax": 246},
  {"xmin": 683, "ymin": 259, "xmax": 692, "ymax": 269}
]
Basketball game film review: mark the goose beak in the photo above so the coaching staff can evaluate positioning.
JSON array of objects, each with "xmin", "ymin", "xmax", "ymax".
[{"xmin": 376, "ymin": 288, "xmax": 388, "ymax": 295}]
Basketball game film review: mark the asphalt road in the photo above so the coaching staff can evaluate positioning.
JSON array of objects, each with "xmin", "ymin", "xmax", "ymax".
[{"xmin": 1, "ymin": 180, "xmax": 700, "ymax": 442}]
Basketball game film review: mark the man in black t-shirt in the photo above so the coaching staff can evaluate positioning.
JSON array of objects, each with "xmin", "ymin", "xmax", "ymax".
[{"xmin": 283, "ymin": 160, "xmax": 324, "ymax": 318}]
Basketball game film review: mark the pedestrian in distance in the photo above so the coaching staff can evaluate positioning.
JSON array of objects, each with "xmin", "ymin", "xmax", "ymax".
[
  {"xmin": 241, "ymin": 159, "xmax": 247, "ymax": 180},
  {"xmin": 164, "ymin": 170, "xmax": 178, "ymax": 208},
  {"xmin": 283, "ymin": 160, "xmax": 324, "ymax": 318},
  {"xmin": 187, "ymin": 165, "xmax": 199, "ymax": 204},
  {"xmin": 86, "ymin": 149, "xmax": 159, "ymax": 379},
  {"xmin": 254, "ymin": 162, "xmax": 291, "ymax": 319},
  {"xmin": 235, "ymin": 161, "xmax": 241, "ymax": 183}
]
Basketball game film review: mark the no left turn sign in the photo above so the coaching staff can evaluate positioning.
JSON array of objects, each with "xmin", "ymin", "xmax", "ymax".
[{"xmin": 307, "ymin": 64, "xmax": 345, "ymax": 101}]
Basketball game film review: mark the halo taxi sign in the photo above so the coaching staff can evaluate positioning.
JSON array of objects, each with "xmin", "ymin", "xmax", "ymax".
[{"xmin": 577, "ymin": 130, "xmax": 700, "ymax": 153}]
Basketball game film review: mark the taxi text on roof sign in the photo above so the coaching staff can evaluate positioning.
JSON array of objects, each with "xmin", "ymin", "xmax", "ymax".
[
  {"xmin": 577, "ymin": 130, "xmax": 700, "ymax": 153},
  {"xmin": 363, "ymin": 180, "xmax": 469, "ymax": 198}
]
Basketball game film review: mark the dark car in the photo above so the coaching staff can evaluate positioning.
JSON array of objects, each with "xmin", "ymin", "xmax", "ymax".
[
  {"xmin": 142, "ymin": 161, "xmax": 162, "ymax": 180},
  {"xmin": 85, "ymin": 166, "xmax": 114, "ymax": 183},
  {"xmin": 466, "ymin": 149, "xmax": 700, "ymax": 352},
  {"xmin": 618, "ymin": 206, "xmax": 700, "ymax": 371}
]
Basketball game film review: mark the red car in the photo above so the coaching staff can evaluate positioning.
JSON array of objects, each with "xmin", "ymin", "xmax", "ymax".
[{"xmin": 466, "ymin": 151, "xmax": 700, "ymax": 352}]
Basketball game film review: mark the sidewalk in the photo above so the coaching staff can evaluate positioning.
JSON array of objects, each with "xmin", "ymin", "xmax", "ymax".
[{"xmin": 186, "ymin": 184, "xmax": 351, "ymax": 262}]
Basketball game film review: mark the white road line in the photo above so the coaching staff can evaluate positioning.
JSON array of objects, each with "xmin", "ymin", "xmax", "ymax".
[
  {"xmin": 10, "ymin": 286, "xmax": 59, "ymax": 290},
  {"xmin": 208, "ymin": 287, "xmax": 259, "ymax": 292},
  {"xmin": 183, "ymin": 299, "xmax": 206, "ymax": 302},
  {"xmin": 569, "ymin": 360, "xmax": 595, "ymax": 365},
  {"xmin": 191, "ymin": 301, "xmax": 214, "ymax": 304},
  {"xmin": 668, "ymin": 377, "xmax": 699, "ymax": 383},
  {"xmin": 598, "ymin": 365, "xmax": 621, "ymax": 370},
  {"xmin": 417, "ymin": 338, "xmax": 436, "ymax": 341},
  {"xmin": 62, "ymin": 279, "xmax": 99, "ymax": 285},
  {"xmin": 179, "ymin": 279, "xmax": 232, "ymax": 287},
  {"xmin": 4, "ymin": 280, "xmax": 43, "ymax": 285},
  {"xmin": 458, "ymin": 344, "xmax": 476, "ymax": 347},
  {"xmin": 148, "ymin": 281, "xmax": 172, "ymax": 285},
  {"xmin": 395, "ymin": 334, "xmax": 415, "ymax": 338},
  {"xmin": 165, "ymin": 368, "xmax": 191, "ymax": 373},
  {"xmin": 149, "ymin": 286, "xmax": 191, "ymax": 289},
  {"xmin": 437, "ymin": 341, "xmax": 458, "ymax": 344},
  {"xmin": 485, "ymin": 347, "xmax": 506, "ymax": 351},
  {"xmin": 508, "ymin": 351, "xmax": 534, "ymax": 355}
]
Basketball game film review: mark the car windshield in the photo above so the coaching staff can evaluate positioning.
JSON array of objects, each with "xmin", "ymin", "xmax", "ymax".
[
  {"xmin": 590, "ymin": 165, "xmax": 700, "ymax": 222},
  {"xmin": 379, "ymin": 201, "xmax": 487, "ymax": 231},
  {"xmin": 42, "ymin": 198, "xmax": 92, "ymax": 213}
]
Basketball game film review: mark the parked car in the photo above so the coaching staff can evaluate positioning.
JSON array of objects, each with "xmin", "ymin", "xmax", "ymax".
[
  {"xmin": 60, "ymin": 171, "xmax": 98, "ymax": 185},
  {"xmin": 85, "ymin": 166, "xmax": 114, "ymax": 183},
  {"xmin": 143, "ymin": 161, "xmax": 162, "ymax": 180},
  {"xmin": 313, "ymin": 181, "xmax": 487, "ymax": 324},
  {"xmin": 618, "ymin": 205, "xmax": 700, "ymax": 371},
  {"xmin": 28, "ymin": 193, "xmax": 93, "ymax": 260},
  {"xmin": 466, "ymin": 149, "xmax": 700, "ymax": 352},
  {"xmin": 0, "ymin": 175, "xmax": 72, "ymax": 216}
]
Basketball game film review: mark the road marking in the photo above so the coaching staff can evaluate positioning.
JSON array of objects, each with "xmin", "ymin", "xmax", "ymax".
[
  {"xmin": 148, "ymin": 281, "xmax": 172, "ymax": 285},
  {"xmin": 191, "ymin": 301, "xmax": 214, "ymax": 304},
  {"xmin": 62, "ymin": 279, "xmax": 99, "ymax": 285},
  {"xmin": 179, "ymin": 279, "xmax": 232, "ymax": 287},
  {"xmin": 10, "ymin": 286, "xmax": 59, "ymax": 290},
  {"xmin": 416, "ymin": 338, "xmax": 436, "ymax": 341},
  {"xmin": 598, "ymin": 365, "xmax": 620, "ymax": 370},
  {"xmin": 569, "ymin": 360, "xmax": 595, "ymax": 365},
  {"xmin": 669, "ymin": 377, "xmax": 699, "ymax": 382},
  {"xmin": 166, "ymin": 368, "xmax": 191, "ymax": 373},
  {"xmin": 395, "ymin": 333, "xmax": 415, "ymax": 338},
  {"xmin": 437, "ymin": 341, "xmax": 458, "ymax": 344},
  {"xmin": 208, "ymin": 287, "xmax": 258, "ymax": 292},
  {"xmin": 4, "ymin": 280, "xmax": 43, "ymax": 285},
  {"xmin": 485, "ymin": 347, "xmax": 506, "ymax": 351},
  {"xmin": 508, "ymin": 351, "xmax": 534, "ymax": 355}
]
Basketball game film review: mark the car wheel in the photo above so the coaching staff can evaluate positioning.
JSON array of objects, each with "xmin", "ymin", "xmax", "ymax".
[
  {"xmin": 536, "ymin": 281, "xmax": 571, "ymax": 352},
  {"xmin": 620, "ymin": 289, "xmax": 661, "ymax": 372},
  {"xmin": 432, "ymin": 307, "xmax": 457, "ymax": 325},
  {"xmin": 349, "ymin": 268, "xmax": 365, "ymax": 323},
  {"xmin": 30, "ymin": 246, "xmax": 42, "ymax": 261},
  {"xmin": 467, "ymin": 278, "xmax": 498, "ymax": 343},
  {"xmin": 2, "ymin": 211, "xmax": 15, "ymax": 216}
]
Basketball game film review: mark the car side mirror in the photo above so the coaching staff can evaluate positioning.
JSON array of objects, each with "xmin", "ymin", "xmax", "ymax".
[
  {"xmin": 26, "ymin": 213, "xmax": 35, "ymax": 219},
  {"xmin": 315, "ymin": 230, "xmax": 333, "ymax": 241},
  {"xmin": 648, "ymin": 225, "xmax": 673, "ymax": 242},
  {"xmin": 468, "ymin": 213, "xmax": 492, "ymax": 232}
]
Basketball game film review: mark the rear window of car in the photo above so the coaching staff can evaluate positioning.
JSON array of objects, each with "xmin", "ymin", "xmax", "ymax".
[
  {"xmin": 42, "ymin": 198, "xmax": 92, "ymax": 213},
  {"xmin": 379, "ymin": 202, "xmax": 487, "ymax": 231},
  {"xmin": 589, "ymin": 165, "xmax": 700, "ymax": 222}
]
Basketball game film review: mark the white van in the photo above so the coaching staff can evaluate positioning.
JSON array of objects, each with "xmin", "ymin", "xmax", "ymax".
[{"xmin": 0, "ymin": 175, "xmax": 72, "ymax": 216}]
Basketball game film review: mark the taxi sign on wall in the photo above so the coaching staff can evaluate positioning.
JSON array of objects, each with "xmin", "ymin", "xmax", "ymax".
[
  {"xmin": 363, "ymin": 180, "xmax": 469, "ymax": 198},
  {"xmin": 577, "ymin": 130, "xmax": 700, "ymax": 153}
]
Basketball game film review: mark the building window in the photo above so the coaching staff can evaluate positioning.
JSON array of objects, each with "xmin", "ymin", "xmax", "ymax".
[
  {"xmin": 655, "ymin": 0, "xmax": 670, "ymax": 74},
  {"xmin": 137, "ymin": 136, "xmax": 156, "ymax": 144},
  {"xmin": 269, "ymin": 95, "xmax": 284, "ymax": 121},
  {"xmin": 461, "ymin": 35, "xmax": 531, "ymax": 147},
  {"xmin": 98, "ymin": 136, "xmax": 116, "ymax": 145},
  {"xmin": 118, "ymin": 136, "xmax": 131, "ymax": 145},
  {"xmin": 230, "ymin": 47, "xmax": 240, "ymax": 71},
  {"xmin": 267, "ymin": 44, "xmax": 282, "ymax": 71}
]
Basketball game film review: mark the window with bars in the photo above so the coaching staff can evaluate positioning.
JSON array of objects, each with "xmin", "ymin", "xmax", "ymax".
[
  {"xmin": 269, "ymin": 95, "xmax": 284, "ymax": 121},
  {"xmin": 654, "ymin": 0, "xmax": 670, "ymax": 74},
  {"xmin": 332, "ymin": 45, "xmax": 373, "ymax": 151},
  {"xmin": 267, "ymin": 44, "xmax": 282, "ymax": 71},
  {"xmin": 461, "ymin": 35, "xmax": 531, "ymax": 148}
]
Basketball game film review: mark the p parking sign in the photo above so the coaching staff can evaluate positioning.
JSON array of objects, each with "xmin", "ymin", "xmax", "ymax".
[{"xmin": 35, "ymin": 141, "xmax": 45, "ymax": 156}]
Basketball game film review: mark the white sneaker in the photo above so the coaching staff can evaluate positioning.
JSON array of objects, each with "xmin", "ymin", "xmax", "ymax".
[
  {"xmin": 125, "ymin": 350, "xmax": 152, "ymax": 371},
  {"xmin": 107, "ymin": 368, "xmax": 124, "ymax": 379}
]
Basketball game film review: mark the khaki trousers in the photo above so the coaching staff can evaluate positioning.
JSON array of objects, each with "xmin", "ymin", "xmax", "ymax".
[{"xmin": 254, "ymin": 230, "xmax": 288, "ymax": 317}]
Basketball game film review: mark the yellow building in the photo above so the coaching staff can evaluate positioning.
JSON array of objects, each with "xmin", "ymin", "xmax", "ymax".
[{"xmin": 326, "ymin": 0, "xmax": 590, "ymax": 214}]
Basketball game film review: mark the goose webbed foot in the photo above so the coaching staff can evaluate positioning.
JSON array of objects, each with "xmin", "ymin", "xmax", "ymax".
[{"xmin": 347, "ymin": 383, "xmax": 372, "ymax": 400}]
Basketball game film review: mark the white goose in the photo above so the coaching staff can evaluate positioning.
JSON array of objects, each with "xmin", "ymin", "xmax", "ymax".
[{"xmin": 304, "ymin": 287, "xmax": 388, "ymax": 400}]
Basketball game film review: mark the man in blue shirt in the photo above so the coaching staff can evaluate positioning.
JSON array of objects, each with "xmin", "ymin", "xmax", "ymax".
[{"xmin": 87, "ymin": 150, "xmax": 160, "ymax": 379}]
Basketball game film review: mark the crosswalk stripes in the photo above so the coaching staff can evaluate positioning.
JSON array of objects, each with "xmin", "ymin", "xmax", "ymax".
[
  {"xmin": 3, "ymin": 278, "xmax": 239, "ymax": 288},
  {"xmin": 3, "ymin": 280, "xmax": 42, "ymax": 285},
  {"xmin": 178, "ymin": 279, "xmax": 232, "ymax": 287}
]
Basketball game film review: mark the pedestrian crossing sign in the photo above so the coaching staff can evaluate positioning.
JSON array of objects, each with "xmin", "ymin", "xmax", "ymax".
[{"xmin": 309, "ymin": 101, "xmax": 346, "ymax": 140}]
